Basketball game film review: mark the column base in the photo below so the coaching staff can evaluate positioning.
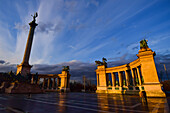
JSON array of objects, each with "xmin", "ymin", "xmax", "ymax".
[
  {"xmin": 97, "ymin": 86, "xmax": 108, "ymax": 90},
  {"xmin": 143, "ymin": 83, "xmax": 166, "ymax": 97},
  {"xmin": 17, "ymin": 63, "xmax": 32, "ymax": 76}
]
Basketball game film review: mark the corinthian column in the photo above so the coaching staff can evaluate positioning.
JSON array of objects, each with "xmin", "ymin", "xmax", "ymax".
[{"xmin": 17, "ymin": 13, "xmax": 38, "ymax": 76}]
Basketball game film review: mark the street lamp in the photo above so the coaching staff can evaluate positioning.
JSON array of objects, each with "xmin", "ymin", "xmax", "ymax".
[{"xmin": 160, "ymin": 63, "xmax": 169, "ymax": 80}]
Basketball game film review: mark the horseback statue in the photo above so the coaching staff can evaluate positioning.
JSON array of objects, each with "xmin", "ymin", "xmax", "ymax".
[
  {"xmin": 62, "ymin": 66, "xmax": 70, "ymax": 71},
  {"xmin": 140, "ymin": 39, "xmax": 148, "ymax": 49},
  {"xmin": 95, "ymin": 57, "xmax": 107, "ymax": 67}
]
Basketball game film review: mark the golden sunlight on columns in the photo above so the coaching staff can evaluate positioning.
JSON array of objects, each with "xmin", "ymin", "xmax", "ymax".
[
  {"xmin": 118, "ymin": 72, "xmax": 123, "ymax": 90},
  {"xmin": 111, "ymin": 73, "xmax": 116, "ymax": 87},
  {"xmin": 125, "ymin": 71, "xmax": 129, "ymax": 86},
  {"xmin": 31, "ymin": 75, "xmax": 34, "ymax": 84},
  {"xmin": 43, "ymin": 78, "xmax": 45, "ymax": 89},
  {"xmin": 47, "ymin": 78, "xmax": 50, "ymax": 89},
  {"xmin": 137, "ymin": 47, "xmax": 166, "ymax": 97},
  {"xmin": 136, "ymin": 67, "xmax": 142, "ymax": 85},
  {"xmin": 131, "ymin": 69, "xmax": 136, "ymax": 90},
  {"xmin": 37, "ymin": 78, "xmax": 40, "ymax": 85},
  {"xmin": 52, "ymin": 78, "xmax": 55, "ymax": 89},
  {"xmin": 97, "ymin": 74, "xmax": 99, "ymax": 87}
]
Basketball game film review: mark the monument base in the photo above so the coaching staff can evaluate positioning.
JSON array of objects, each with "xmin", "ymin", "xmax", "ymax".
[
  {"xmin": 4, "ymin": 82, "xmax": 43, "ymax": 94},
  {"xmin": 143, "ymin": 83, "xmax": 166, "ymax": 97},
  {"xmin": 17, "ymin": 63, "xmax": 32, "ymax": 76},
  {"xmin": 59, "ymin": 87, "xmax": 70, "ymax": 92}
]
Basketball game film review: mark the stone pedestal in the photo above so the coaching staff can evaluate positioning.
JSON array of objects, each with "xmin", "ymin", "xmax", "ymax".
[
  {"xmin": 17, "ymin": 63, "xmax": 32, "ymax": 76},
  {"xmin": 137, "ymin": 48, "xmax": 166, "ymax": 97},
  {"xmin": 58, "ymin": 71, "xmax": 71, "ymax": 92},
  {"xmin": 96, "ymin": 65, "xmax": 107, "ymax": 92}
]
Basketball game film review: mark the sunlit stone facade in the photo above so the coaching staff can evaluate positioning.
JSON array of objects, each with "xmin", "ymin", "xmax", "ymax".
[{"xmin": 96, "ymin": 46, "xmax": 165, "ymax": 97}]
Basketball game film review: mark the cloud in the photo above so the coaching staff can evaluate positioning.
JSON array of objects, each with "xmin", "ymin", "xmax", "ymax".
[
  {"xmin": 36, "ymin": 21, "xmax": 64, "ymax": 34},
  {"xmin": 0, "ymin": 60, "xmax": 5, "ymax": 64},
  {"xmin": 31, "ymin": 60, "xmax": 97, "ymax": 81},
  {"xmin": 14, "ymin": 23, "xmax": 29, "ymax": 32},
  {"xmin": 1, "ymin": 52, "xmax": 170, "ymax": 82}
]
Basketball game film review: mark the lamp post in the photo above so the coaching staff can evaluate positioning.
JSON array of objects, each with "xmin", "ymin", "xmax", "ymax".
[{"xmin": 160, "ymin": 63, "xmax": 169, "ymax": 80}]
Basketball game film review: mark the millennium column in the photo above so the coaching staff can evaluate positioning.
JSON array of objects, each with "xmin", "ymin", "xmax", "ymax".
[{"xmin": 17, "ymin": 12, "xmax": 38, "ymax": 76}]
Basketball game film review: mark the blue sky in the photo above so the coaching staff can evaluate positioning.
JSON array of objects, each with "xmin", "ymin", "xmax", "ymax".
[{"xmin": 0, "ymin": 0, "xmax": 170, "ymax": 81}]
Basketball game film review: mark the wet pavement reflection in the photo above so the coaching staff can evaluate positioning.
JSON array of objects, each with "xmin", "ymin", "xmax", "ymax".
[{"xmin": 0, "ymin": 93, "xmax": 169, "ymax": 113}]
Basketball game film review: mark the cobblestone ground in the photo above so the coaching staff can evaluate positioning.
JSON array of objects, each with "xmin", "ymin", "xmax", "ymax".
[{"xmin": 0, "ymin": 93, "xmax": 169, "ymax": 113}]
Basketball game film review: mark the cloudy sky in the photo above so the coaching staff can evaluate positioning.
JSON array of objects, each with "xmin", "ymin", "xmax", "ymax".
[{"xmin": 0, "ymin": 0, "xmax": 170, "ymax": 81}]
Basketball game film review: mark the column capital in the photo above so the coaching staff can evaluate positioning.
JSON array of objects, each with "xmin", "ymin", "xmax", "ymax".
[{"xmin": 29, "ymin": 21, "xmax": 38, "ymax": 28}]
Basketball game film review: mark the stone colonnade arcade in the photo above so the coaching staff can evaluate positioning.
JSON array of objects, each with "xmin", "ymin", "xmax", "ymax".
[
  {"xmin": 95, "ymin": 40, "xmax": 165, "ymax": 97},
  {"xmin": 31, "ymin": 70, "xmax": 71, "ymax": 92}
]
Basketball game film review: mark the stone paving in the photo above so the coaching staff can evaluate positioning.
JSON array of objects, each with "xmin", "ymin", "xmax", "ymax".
[{"xmin": 0, "ymin": 93, "xmax": 169, "ymax": 113}]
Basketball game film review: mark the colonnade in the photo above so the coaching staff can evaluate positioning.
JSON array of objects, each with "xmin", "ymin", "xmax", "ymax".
[
  {"xmin": 96, "ymin": 46, "xmax": 166, "ymax": 97},
  {"xmin": 97, "ymin": 66, "xmax": 143, "ymax": 91},
  {"xmin": 31, "ymin": 71, "xmax": 71, "ymax": 92}
]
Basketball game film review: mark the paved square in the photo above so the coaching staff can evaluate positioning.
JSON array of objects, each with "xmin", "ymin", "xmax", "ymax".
[{"xmin": 0, "ymin": 93, "xmax": 169, "ymax": 113}]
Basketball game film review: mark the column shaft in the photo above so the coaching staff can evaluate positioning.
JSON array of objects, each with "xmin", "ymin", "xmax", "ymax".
[
  {"xmin": 47, "ymin": 78, "xmax": 50, "ymax": 89},
  {"xmin": 31, "ymin": 75, "xmax": 34, "ymax": 84},
  {"xmin": 96, "ymin": 74, "xmax": 99, "ymax": 87},
  {"xmin": 125, "ymin": 71, "xmax": 129, "ymax": 86},
  {"xmin": 137, "ymin": 67, "xmax": 142, "ymax": 85},
  {"xmin": 118, "ymin": 72, "xmax": 123, "ymax": 87},
  {"xmin": 52, "ymin": 78, "xmax": 55, "ymax": 89},
  {"xmin": 37, "ymin": 78, "xmax": 40, "ymax": 85},
  {"xmin": 111, "ymin": 73, "xmax": 116, "ymax": 86},
  {"xmin": 131, "ymin": 69, "xmax": 135, "ymax": 86},
  {"xmin": 43, "ymin": 78, "xmax": 45, "ymax": 89}
]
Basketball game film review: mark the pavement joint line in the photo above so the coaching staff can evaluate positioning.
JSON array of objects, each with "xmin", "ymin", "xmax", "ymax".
[
  {"xmin": 5, "ymin": 107, "xmax": 26, "ymax": 113},
  {"xmin": 0, "ymin": 96, "xmax": 7, "ymax": 100},
  {"xmin": 34, "ymin": 97, "xmax": 134, "ymax": 108},
  {"xmin": 38, "ymin": 95, "xmax": 142, "ymax": 104},
  {"xmin": 164, "ymin": 99, "xmax": 170, "ymax": 113},
  {"xmin": 33, "ymin": 97, "xmax": 132, "ymax": 108},
  {"xmin": 131, "ymin": 103, "xmax": 141, "ymax": 108},
  {"xmin": 25, "ymin": 98, "xmax": 115, "ymax": 113},
  {"xmin": 25, "ymin": 98, "xmax": 148, "ymax": 113},
  {"xmin": 36, "ymin": 94, "xmax": 138, "ymax": 100},
  {"xmin": 151, "ymin": 103, "xmax": 160, "ymax": 113},
  {"xmin": 0, "ymin": 108, "xmax": 5, "ymax": 110}
]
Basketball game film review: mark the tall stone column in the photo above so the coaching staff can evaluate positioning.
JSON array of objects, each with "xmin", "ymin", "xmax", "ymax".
[
  {"xmin": 96, "ymin": 74, "xmax": 99, "ymax": 87},
  {"xmin": 37, "ymin": 78, "xmax": 40, "ymax": 85},
  {"xmin": 52, "ymin": 78, "xmax": 56, "ymax": 89},
  {"xmin": 31, "ymin": 75, "xmax": 34, "ymax": 84},
  {"xmin": 136, "ymin": 67, "xmax": 142, "ymax": 85},
  {"xmin": 118, "ymin": 72, "xmax": 123, "ymax": 91},
  {"xmin": 111, "ymin": 73, "xmax": 116, "ymax": 87},
  {"xmin": 47, "ymin": 78, "xmax": 50, "ymax": 89},
  {"xmin": 131, "ymin": 69, "xmax": 136, "ymax": 90},
  {"xmin": 42, "ymin": 78, "xmax": 45, "ymax": 89},
  {"xmin": 125, "ymin": 71, "xmax": 129, "ymax": 86},
  {"xmin": 17, "ymin": 13, "xmax": 38, "ymax": 76}
]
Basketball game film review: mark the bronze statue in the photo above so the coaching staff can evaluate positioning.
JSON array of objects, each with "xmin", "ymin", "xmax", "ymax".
[
  {"xmin": 95, "ymin": 57, "xmax": 107, "ymax": 67},
  {"xmin": 140, "ymin": 39, "xmax": 148, "ymax": 49},
  {"xmin": 95, "ymin": 61, "xmax": 103, "ymax": 66},
  {"xmin": 62, "ymin": 66, "xmax": 69, "ymax": 71},
  {"xmin": 31, "ymin": 12, "xmax": 38, "ymax": 22}
]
